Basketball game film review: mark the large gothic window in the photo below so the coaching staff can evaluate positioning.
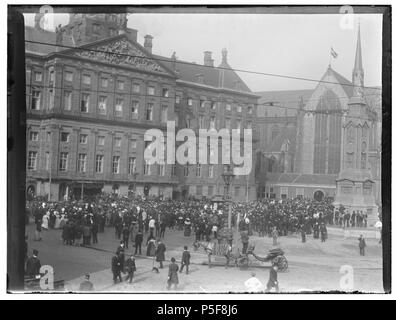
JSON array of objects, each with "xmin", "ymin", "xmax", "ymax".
[
  {"xmin": 313, "ymin": 90, "xmax": 342, "ymax": 174},
  {"xmin": 361, "ymin": 141, "xmax": 367, "ymax": 169}
]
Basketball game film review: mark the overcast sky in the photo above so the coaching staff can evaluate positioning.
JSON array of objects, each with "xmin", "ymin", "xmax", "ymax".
[{"xmin": 23, "ymin": 13, "xmax": 382, "ymax": 92}]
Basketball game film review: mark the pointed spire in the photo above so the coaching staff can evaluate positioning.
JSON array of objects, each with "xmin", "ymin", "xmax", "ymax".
[
  {"xmin": 351, "ymin": 21, "xmax": 365, "ymax": 99},
  {"xmin": 353, "ymin": 21, "xmax": 363, "ymax": 72}
]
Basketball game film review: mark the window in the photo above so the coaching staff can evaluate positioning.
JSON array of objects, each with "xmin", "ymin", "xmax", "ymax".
[
  {"xmin": 49, "ymin": 68, "xmax": 55, "ymax": 82},
  {"xmin": 161, "ymin": 105, "xmax": 168, "ymax": 123},
  {"xmin": 60, "ymin": 132, "xmax": 70, "ymax": 143},
  {"xmin": 79, "ymin": 134, "xmax": 88, "ymax": 144},
  {"xmin": 211, "ymin": 101, "xmax": 216, "ymax": 110},
  {"xmin": 247, "ymin": 121, "xmax": 252, "ymax": 130},
  {"xmin": 147, "ymin": 86, "xmax": 155, "ymax": 96},
  {"xmin": 45, "ymin": 152, "xmax": 50, "ymax": 170},
  {"xmin": 31, "ymin": 90, "xmax": 41, "ymax": 110},
  {"xmin": 225, "ymin": 118, "xmax": 231, "ymax": 130},
  {"xmin": 27, "ymin": 151, "xmax": 38, "ymax": 170},
  {"xmin": 128, "ymin": 157, "xmax": 136, "ymax": 175},
  {"xmin": 162, "ymin": 88, "xmax": 169, "ymax": 98},
  {"xmin": 101, "ymin": 78, "xmax": 108, "ymax": 88},
  {"xmin": 48, "ymin": 89, "xmax": 54, "ymax": 109},
  {"xmin": 184, "ymin": 164, "xmax": 189, "ymax": 177},
  {"xmin": 78, "ymin": 154, "xmax": 87, "ymax": 173},
  {"xmin": 146, "ymin": 103, "xmax": 153, "ymax": 121},
  {"xmin": 208, "ymin": 165, "xmax": 214, "ymax": 178},
  {"xmin": 196, "ymin": 185, "xmax": 203, "ymax": 196},
  {"xmin": 226, "ymin": 103, "xmax": 231, "ymax": 111},
  {"xmin": 144, "ymin": 160, "xmax": 151, "ymax": 175},
  {"xmin": 200, "ymin": 99, "xmax": 205, "ymax": 108},
  {"xmin": 59, "ymin": 152, "xmax": 68, "ymax": 171},
  {"xmin": 112, "ymin": 156, "xmax": 120, "ymax": 174},
  {"xmin": 175, "ymin": 95, "xmax": 181, "ymax": 104},
  {"xmin": 115, "ymin": 98, "xmax": 123, "ymax": 117},
  {"xmin": 29, "ymin": 131, "xmax": 39, "ymax": 141},
  {"xmin": 248, "ymin": 105, "xmax": 253, "ymax": 114},
  {"xmin": 237, "ymin": 105, "xmax": 242, "ymax": 113},
  {"xmin": 196, "ymin": 163, "xmax": 201, "ymax": 177},
  {"xmin": 208, "ymin": 185, "xmax": 214, "ymax": 196},
  {"xmin": 132, "ymin": 83, "xmax": 140, "ymax": 93},
  {"xmin": 171, "ymin": 164, "xmax": 177, "ymax": 176},
  {"xmin": 34, "ymin": 72, "xmax": 42, "ymax": 82},
  {"xmin": 81, "ymin": 93, "xmax": 89, "ymax": 113},
  {"xmin": 187, "ymin": 98, "xmax": 193, "ymax": 106},
  {"xmin": 114, "ymin": 137, "xmax": 122, "ymax": 148},
  {"xmin": 236, "ymin": 119, "xmax": 241, "ymax": 132},
  {"xmin": 234, "ymin": 186, "xmax": 240, "ymax": 197},
  {"xmin": 65, "ymin": 71, "xmax": 73, "ymax": 82},
  {"xmin": 95, "ymin": 155, "xmax": 104, "ymax": 173},
  {"xmin": 97, "ymin": 136, "xmax": 105, "ymax": 146},
  {"xmin": 64, "ymin": 91, "xmax": 72, "ymax": 110},
  {"xmin": 199, "ymin": 115, "xmax": 205, "ymax": 129},
  {"xmin": 46, "ymin": 132, "xmax": 51, "ymax": 142},
  {"xmin": 117, "ymin": 80, "xmax": 125, "ymax": 91},
  {"xmin": 82, "ymin": 74, "xmax": 91, "ymax": 85},
  {"xmin": 129, "ymin": 139, "xmax": 137, "ymax": 149},
  {"xmin": 128, "ymin": 101, "xmax": 139, "ymax": 120},
  {"xmin": 209, "ymin": 116, "xmax": 216, "ymax": 129},
  {"xmin": 98, "ymin": 96, "xmax": 107, "ymax": 115},
  {"xmin": 159, "ymin": 163, "xmax": 165, "ymax": 176}
]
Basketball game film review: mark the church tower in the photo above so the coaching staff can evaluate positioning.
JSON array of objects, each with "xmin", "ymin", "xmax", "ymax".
[{"xmin": 333, "ymin": 23, "xmax": 379, "ymax": 226}]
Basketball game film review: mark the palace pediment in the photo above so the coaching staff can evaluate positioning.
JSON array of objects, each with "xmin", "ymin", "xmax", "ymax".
[{"xmin": 64, "ymin": 36, "xmax": 173, "ymax": 75}]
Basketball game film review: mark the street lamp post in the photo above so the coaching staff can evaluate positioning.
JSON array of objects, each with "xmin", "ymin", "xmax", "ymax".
[{"xmin": 222, "ymin": 169, "xmax": 235, "ymax": 229}]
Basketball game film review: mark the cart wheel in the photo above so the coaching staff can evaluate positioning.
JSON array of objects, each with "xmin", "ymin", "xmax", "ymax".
[{"xmin": 277, "ymin": 255, "xmax": 288, "ymax": 272}]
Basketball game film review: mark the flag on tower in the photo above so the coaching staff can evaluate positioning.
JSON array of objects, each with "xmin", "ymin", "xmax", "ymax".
[{"xmin": 331, "ymin": 47, "xmax": 338, "ymax": 58}]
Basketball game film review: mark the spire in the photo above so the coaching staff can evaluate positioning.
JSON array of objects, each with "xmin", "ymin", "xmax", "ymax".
[
  {"xmin": 353, "ymin": 21, "xmax": 363, "ymax": 72},
  {"xmin": 352, "ymin": 22, "xmax": 365, "ymax": 99}
]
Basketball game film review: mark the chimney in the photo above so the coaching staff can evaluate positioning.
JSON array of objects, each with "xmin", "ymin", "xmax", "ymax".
[
  {"xmin": 221, "ymin": 48, "xmax": 228, "ymax": 64},
  {"xmin": 144, "ymin": 35, "xmax": 153, "ymax": 54},
  {"xmin": 203, "ymin": 51, "xmax": 214, "ymax": 67},
  {"xmin": 171, "ymin": 52, "xmax": 177, "ymax": 71}
]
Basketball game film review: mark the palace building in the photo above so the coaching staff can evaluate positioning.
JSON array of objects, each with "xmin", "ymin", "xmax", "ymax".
[
  {"xmin": 255, "ymin": 24, "xmax": 381, "ymax": 224},
  {"xmin": 24, "ymin": 13, "xmax": 259, "ymax": 201}
]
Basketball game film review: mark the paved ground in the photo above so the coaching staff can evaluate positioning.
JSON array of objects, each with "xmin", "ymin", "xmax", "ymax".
[{"xmin": 25, "ymin": 224, "xmax": 384, "ymax": 293}]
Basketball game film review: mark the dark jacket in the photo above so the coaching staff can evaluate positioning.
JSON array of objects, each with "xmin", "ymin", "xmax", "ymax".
[
  {"xmin": 268, "ymin": 267, "xmax": 278, "ymax": 285},
  {"xmin": 135, "ymin": 232, "xmax": 143, "ymax": 244},
  {"xmin": 156, "ymin": 242, "xmax": 166, "ymax": 262},
  {"xmin": 26, "ymin": 256, "xmax": 41, "ymax": 277},
  {"xmin": 182, "ymin": 250, "xmax": 191, "ymax": 265},
  {"xmin": 168, "ymin": 263, "xmax": 179, "ymax": 284},
  {"xmin": 125, "ymin": 257, "xmax": 137, "ymax": 273},
  {"xmin": 111, "ymin": 255, "xmax": 122, "ymax": 273}
]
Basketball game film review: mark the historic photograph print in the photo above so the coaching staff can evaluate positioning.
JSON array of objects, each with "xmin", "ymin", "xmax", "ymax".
[{"xmin": 7, "ymin": 5, "xmax": 388, "ymax": 294}]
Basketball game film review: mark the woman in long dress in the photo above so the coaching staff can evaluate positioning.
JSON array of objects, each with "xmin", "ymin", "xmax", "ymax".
[
  {"xmin": 54, "ymin": 212, "xmax": 61, "ymax": 229},
  {"xmin": 146, "ymin": 234, "xmax": 156, "ymax": 257},
  {"xmin": 167, "ymin": 257, "xmax": 179, "ymax": 290},
  {"xmin": 41, "ymin": 212, "xmax": 49, "ymax": 230}
]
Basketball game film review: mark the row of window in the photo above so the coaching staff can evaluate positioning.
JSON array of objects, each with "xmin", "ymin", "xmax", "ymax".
[
  {"xmin": 181, "ymin": 97, "xmax": 253, "ymax": 114},
  {"xmin": 27, "ymin": 151, "xmax": 174, "ymax": 176},
  {"xmin": 32, "ymin": 69, "xmax": 171, "ymax": 97},
  {"xmin": 190, "ymin": 115, "xmax": 252, "ymax": 130},
  {"xmin": 29, "ymin": 131, "xmax": 140, "ymax": 149}
]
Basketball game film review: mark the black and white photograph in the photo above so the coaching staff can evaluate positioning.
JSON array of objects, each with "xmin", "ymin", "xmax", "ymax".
[{"xmin": 6, "ymin": 3, "xmax": 391, "ymax": 296}]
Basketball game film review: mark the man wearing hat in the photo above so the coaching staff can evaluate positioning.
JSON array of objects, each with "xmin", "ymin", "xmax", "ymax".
[
  {"xmin": 125, "ymin": 255, "xmax": 137, "ymax": 283},
  {"xmin": 79, "ymin": 274, "xmax": 94, "ymax": 291},
  {"xmin": 156, "ymin": 239, "xmax": 166, "ymax": 269},
  {"xmin": 25, "ymin": 249, "xmax": 41, "ymax": 278}
]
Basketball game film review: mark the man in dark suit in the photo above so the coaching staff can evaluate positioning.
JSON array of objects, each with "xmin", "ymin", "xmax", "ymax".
[
  {"xmin": 111, "ymin": 252, "xmax": 123, "ymax": 284},
  {"xmin": 156, "ymin": 239, "xmax": 166, "ymax": 269},
  {"xmin": 116, "ymin": 241, "xmax": 125, "ymax": 273},
  {"xmin": 179, "ymin": 246, "xmax": 191, "ymax": 274},
  {"xmin": 122, "ymin": 224, "xmax": 130, "ymax": 249},
  {"xmin": 265, "ymin": 265, "xmax": 279, "ymax": 293},
  {"xmin": 134, "ymin": 230, "xmax": 143, "ymax": 255},
  {"xmin": 125, "ymin": 255, "xmax": 137, "ymax": 283},
  {"xmin": 25, "ymin": 249, "xmax": 41, "ymax": 278}
]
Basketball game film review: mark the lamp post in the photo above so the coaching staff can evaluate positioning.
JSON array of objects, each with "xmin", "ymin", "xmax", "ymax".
[{"xmin": 222, "ymin": 169, "xmax": 235, "ymax": 229}]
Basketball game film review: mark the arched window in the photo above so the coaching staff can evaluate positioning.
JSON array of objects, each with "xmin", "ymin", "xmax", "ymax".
[
  {"xmin": 268, "ymin": 156, "xmax": 277, "ymax": 172},
  {"xmin": 361, "ymin": 141, "xmax": 367, "ymax": 169},
  {"xmin": 313, "ymin": 90, "xmax": 342, "ymax": 174}
]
